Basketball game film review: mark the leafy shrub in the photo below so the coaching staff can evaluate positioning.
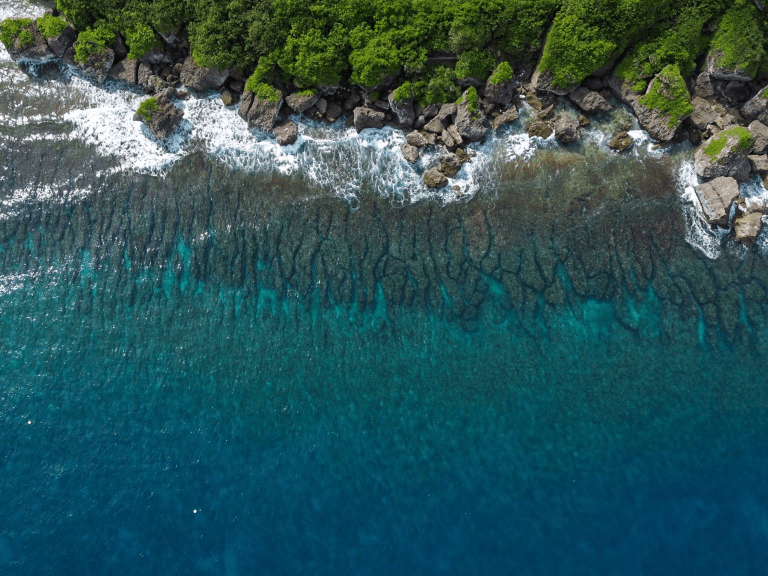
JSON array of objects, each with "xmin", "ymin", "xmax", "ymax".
[
  {"xmin": 455, "ymin": 49, "xmax": 495, "ymax": 80},
  {"xmin": 18, "ymin": 29, "xmax": 34, "ymax": 48},
  {"xmin": 412, "ymin": 66, "xmax": 460, "ymax": 106},
  {"xmin": 125, "ymin": 23, "xmax": 160, "ymax": 59},
  {"xmin": 709, "ymin": 0, "xmax": 766, "ymax": 78},
  {"xmin": 463, "ymin": 86, "xmax": 479, "ymax": 112},
  {"xmin": 37, "ymin": 14, "xmax": 68, "ymax": 39},
  {"xmin": 73, "ymin": 27, "xmax": 114, "ymax": 64},
  {"xmin": 639, "ymin": 64, "xmax": 693, "ymax": 127},
  {"xmin": 392, "ymin": 81, "xmax": 413, "ymax": 103},
  {"xmin": 253, "ymin": 83, "xmax": 281, "ymax": 103},
  {"xmin": 0, "ymin": 18, "xmax": 33, "ymax": 49},
  {"xmin": 136, "ymin": 97, "xmax": 159, "ymax": 121},
  {"xmin": 488, "ymin": 61, "xmax": 514, "ymax": 85}
]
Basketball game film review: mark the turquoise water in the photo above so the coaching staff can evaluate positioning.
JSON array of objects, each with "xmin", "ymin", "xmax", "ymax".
[{"xmin": 1, "ymin": 142, "xmax": 768, "ymax": 574}]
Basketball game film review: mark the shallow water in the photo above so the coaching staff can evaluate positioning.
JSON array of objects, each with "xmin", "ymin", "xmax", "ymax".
[{"xmin": 2, "ymin": 3, "xmax": 768, "ymax": 574}]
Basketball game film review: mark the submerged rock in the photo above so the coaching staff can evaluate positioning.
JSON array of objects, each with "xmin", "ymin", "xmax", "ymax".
[
  {"xmin": 272, "ymin": 121, "xmax": 298, "ymax": 146},
  {"xmin": 133, "ymin": 94, "xmax": 183, "ymax": 140},
  {"xmin": 353, "ymin": 107, "xmax": 385, "ymax": 132},
  {"xmin": 608, "ymin": 131, "xmax": 633, "ymax": 152},
  {"xmin": 695, "ymin": 127, "xmax": 753, "ymax": 181},
  {"xmin": 492, "ymin": 107, "xmax": 519, "ymax": 131},
  {"xmin": 423, "ymin": 167, "xmax": 448, "ymax": 188},
  {"xmin": 733, "ymin": 198, "xmax": 766, "ymax": 246},
  {"xmin": 527, "ymin": 120, "xmax": 553, "ymax": 139},
  {"xmin": 179, "ymin": 55, "xmax": 229, "ymax": 91},
  {"xmin": 400, "ymin": 143, "xmax": 420, "ymax": 163},
  {"xmin": 554, "ymin": 114, "xmax": 581, "ymax": 145},
  {"xmin": 568, "ymin": 87, "xmax": 612, "ymax": 114},
  {"xmin": 694, "ymin": 176, "xmax": 740, "ymax": 227}
]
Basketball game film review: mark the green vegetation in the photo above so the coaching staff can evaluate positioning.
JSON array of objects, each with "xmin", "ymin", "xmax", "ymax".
[
  {"xmin": 125, "ymin": 23, "xmax": 161, "ymax": 59},
  {"xmin": 704, "ymin": 126, "xmax": 754, "ymax": 158},
  {"xmin": 455, "ymin": 49, "xmax": 495, "ymax": 80},
  {"xmin": 244, "ymin": 74, "xmax": 281, "ymax": 103},
  {"xmin": 639, "ymin": 64, "xmax": 693, "ymax": 127},
  {"xmin": 368, "ymin": 91, "xmax": 379, "ymax": 102},
  {"xmin": 37, "ymin": 14, "xmax": 68, "ymax": 39},
  {"xmin": 136, "ymin": 97, "xmax": 159, "ymax": 121},
  {"xmin": 18, "ymin": 29, "xmax": 34, "ymax": 48},
  {"xmin": 73, "ymin": 26, "xmax": 114, "ymax": 64},
  {"xmin": 412, "ymin": 66, "xmax": 460, "ymax": 106},
  {"xmin": 392, "ymin": 81, "xmax": 413, "ymax": 103},
  {"xmin": 709, "ymin": 0, "xmax": 766, "ymax": 78},
  {"xmin": 0, "ymin": 17, "xmax": 33, "ymax": 49},
  {"xmin": 488, "ymin": 61, "xmax": 514, "ymax": 85}
]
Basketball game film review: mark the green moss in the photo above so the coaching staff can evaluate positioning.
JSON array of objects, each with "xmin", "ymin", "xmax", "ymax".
[
  {"xmin": 709, "ymin": 0, "xmax": 766, "ymax": 79},
  {"xmin": 392, "ymin": 81, "xmax": 413, "ymax": 103},
  {"xmin": 296, "ymin": 89, "xmax": 316, "ymax": 97},
  {"xmin": 704, "ymin": 126, "xmax": 754, "ymax": 158},
  {"xmin": 73, "ymin": 27, "xmax": 114, "ymax": 64},
  {"xmin": 632, "ymin": 80, "xmax": 648, "ymax": 93},
  {"xmin": 761, "ymin": 86, "xmax": 768, "ymax": 99},
  {"xmin": 368, "ymin": 91, "xmax": 379, "ymax": 102},
  {"xmin": 18, "ymin": 29, "xmax": 34, "ymax": 48},
  {"xmin": 136, "ymin": 97, "xmax": 159, "ymax": 122},
  {"xmin": 36, "ymin": 14, "xmax": 67, "ymax": 39},
  {"xmin": 253, "ymin": 82, "xmax": 281, "ymax": 103},
  {"xmin": 639, "ymin": 64, "xmax": 693, "ymax": 127},
  {"xmin": 0, "ymin": 17, "xmax": 33, "ymax": 49},
  {"xmin": 455, "ymin": 49, "xmax": 495, "ymax": 80},
  {"xmin": 488, "ymin": 62, "xmax": 514, "ymax": 85},
  {"xmin": 465, "ymin": 86, "xmax": 479, "ymax": 113}
]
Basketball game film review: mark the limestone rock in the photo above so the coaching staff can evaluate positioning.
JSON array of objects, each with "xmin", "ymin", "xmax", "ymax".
[
  {"xmin": 630, "ymin": 70, "xmax": 692, "ymax": 141},
  {"xmin": 316, "ymin": 98, "xmax": 328, "ymax": 115},
  {"xmin": 446, "ymin": 125, "xmax": 463, "ymax": 148},
  {"xmin": 353, "ymin": 107, "xmax": 385, "ymax": 132},
  {"xmin": 454, "ymin": 89, "xmax": 489, "ymax": 143},
  {"xmin": 695, "ymin": 130, "xmax": 753, "ymax": 181},
  {"xmin": 423, "ymin": 167, "xmax": 448, "ymax": 188},
  {"xmin": 179, "ymin": 55, "xmax": 229, "ymax": 91},
  {"xmin": 692, "ymin": 72, "xmax": 715, "ymax": 99},
  {"xmin": 484, "ymin": 76, "xmax": 516, "ymax": 106},
  {"xmin": 748, "ymin": 154, "xmax": 768, "ymax": 176},
  {"xmin": 137, "ymin": 62, "xmax": 152, "ymax": 87},
  {"xmin": 77, "ymin": 47, "xmax": 115, "ymax": 84},
  {"xmin": 608, "ymin": 130, "xmax": 633, "ymax": 152},
  {"xmin": 386, "ymin": 92, "xmax": 415, "ymax": 127},
  {"xmin": 421, "ymin": 103, "xmax": 441, "ymax": 118},
  {"xmin": 424, "ymin": 116, "xmax": 444, "ymax": 134},
  {"xmin": 272, "ymin": 121, "xmax": 298, "ymax": 146},
  {"xmin": 568, "ymin": 87, "xmax": 612, "ymax": 114},
  {"xmin": 325, "ymin": 102, "xmax": 343, "ymax": 122},
  {"xmin": 6, "ymin": 21, "xmax": 54, "ymax": 62},
  {"xmin": 46, "ymin": 24, "xmax": 77, "ymax": 58},
  {"xmin": 527, "ymin": 120, "xmax": 553, "ymax": 139},
  {"xmin": 688, "ymin": 97, "xmax": 719, "ymax": 131},
  {"xmin": 436, "ymin": 103, "xmax": 457, "ymax": 124},
  {"xmin": 400, "ymin": 143, "xmax": 420, "ymax": 163},
  {"xmin": 107, "ymin": 58, "xmax": 139, "ymax": 84},
  {"xmin": 407, "ymin": 131, "xmax": 429, "ymax": 148},
  {"xmin": 694, "ymin": 176, "xmax": 740, "ymax": 226},
  {"xmin": 707, "ymin": 50, "xmax": 754, "ymax": 82},
  {"xmin": 441, "ymin": 129, "xmax": 456, "ymax": 150},
  {"xmin": 134, "ymin": 94, "xmax": 183, "ymax": 140},
  {"xmin": 343, "ymin": 92, "xmax": 361, "ymax": 111},
  {"xmin": 748, "ymin": 120, "xmax": 768, "ymax": 154},
  {"xmin": 741, "ymin": 86, "xmax": 768, "ymax": 124},
  {"xmin": 530, "ymin": 68, "xmax": 574, "ymax": 96},
  {"xmin": 733, "ymin": 198, "xmax": 766, "ymax": 246},
  {"xmin": 238, "ymin": 90, "xmax": 284, "ymax": 132},
  {"xmin": 221, "ymin": 88, "xmax": 239, "ymax": 106},
  {"xmin": 492, "ymin": 107, "xmax": 519, "ymax": 131},
  {"xmin": 138, "ymin": 44, "xmax": 170, "ymax": 66},
  {"xmin": 439, "ymin": 153, "xmax": 465, "ymax": 178},
  {"xmin": 285, "ymin": 91, "xmax": 319, "ymax": 114},
  {"xmin": 554, "ymin": 114, "xmax": 581, "ymax": 145},
  {"xmin": 606, "ymin": 74, "xmax": 641, "ymax": 106}
]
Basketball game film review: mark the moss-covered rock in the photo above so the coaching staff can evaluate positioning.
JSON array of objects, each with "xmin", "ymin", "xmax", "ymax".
[
  {"xmin": 695, "ymin": 127, "xmax": 754, "ymax": 181},
  {"xmin": 133, "ymin": 94, "xmax": 183, "ymax": 140},
  {"xmin": 1, "ymin": 19, "xmax": 54, "ymax": 61},
  {"xmin": 707, "ymin": 0, "xmax": 766, "ymax": 81},
  {"xmin": 633, "ymin": 64, "xmax": 692, "ymax": 141}
]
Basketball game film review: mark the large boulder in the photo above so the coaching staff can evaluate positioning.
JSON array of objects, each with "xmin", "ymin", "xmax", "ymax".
[
  {"xmin": 77, "ymin": 47, "xmax": 115, "ymax": 84},
  {"xmin": 530, "ymin": 68, "xmax": 574, "ymax": 96},
  {"xmin": 608, "ymin": 130, "xmax": 633, "ymax": 152},
  {"xmin": 527, "ymin": 120, "xmax": 553, "ymax": 139},
  {"xmin": 406, "ymin": 130, "xmax": 430, "ymax": 148},
  {"xmin": 706, "ymin": 50, "xmax": 753, "ymax": 82},
  {"xmin": 453, "ymin": 88, "xmax": 489, "ymax": 143},
  {"xmin": 733, "ymin": 198, "xmax": 766, "ymax": 247},
  {"xmin": 285, "ymin": 91, "xmax": 319, "ymax": 114},
  {"xmin": 179, "ymin": 55, "xmax": 229, "ymax": 91},
  {"xmin": 423, "ymin": 116, "xmax": 445, "ymax": 134},
  {"xmin": 554, "ymin": 114, "xmax": 581, "ymax": 145},
  {"xmin": 5, "ymin": 21, "xmax": 54, "ymax": 61},
  {"xmin": 694, "ymin": 176, "xmax": 740, "ymax": 227},
  {"xmin": 138, "ymin": 44, "xmax": 170, "ymax": 66},
  {"xmin": 272, "ymin": 121, "xmax": 298, "ymax": 146},
  {"xmin": 492, "ymin": 107, "xmax": 519, "ymax": 131},
  {"xmin": 238, "ymin": 89, "xmax": 284, "ymax": 132},
  {"xmin": 687, "ymin": 97, "xmax": 719, "ymax": 131},
  {"xmin": 692, "ymin": 72, "xmax": 715, "ymax": 99},
  {"xmin": 133, "ymin": 94, "xmax": 183, "ymax": 140},
  {"xmin": 568, "ymin": 87, "xmax": 612, "ymax": 114},
  {"xmin": 748, "ymin": 154, "xmax": 768, "ymax": 177},
  {"xmin": 631, "ymin": 66, "xmax": 692, "ymax": 141},
  {"xmin": 695, "ymin": 127, "xmax": 754, "ymax": 181},
  {"xmin": 748, "ymin": 120, "xmax": 768, "ymax": 154},
  {"xmin": 423, "ymin": 167, "xmax": 448, "ymax": 188},
  {"xmin": 484, "ymin": 74, "xmax": 516, "ymax": 106},
  {"xmin": 439, "ymin": 153, "xmax": 465, "ymax": 178},
  {"xmin": 388, "ymin": 92, "xmax": 416, "ymax": 127},
  {"xmin": 46, "ymin": 23, "xmax": 77, "ymax": 58},
  {"xmin": 107, "ymin": 58, "xmax": 139, "ymax": 84},
  {"xmin": 353, "ymin": 107, "xmax": 385, "ymax": 132},
  {"xmin": 400, "ymin": 143, "xmax": 420, "ymax": 163},
  {"xmin": 741, "ymin": 86, "xmax": 768, "ymax": 124}
]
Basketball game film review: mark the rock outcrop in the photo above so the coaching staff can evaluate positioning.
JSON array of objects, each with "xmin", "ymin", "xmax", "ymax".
[
  {"xmin": 688, "ymin": 97, "xmax": 719, "ymax": 131},
  {"xmin": 108, "ymin": 58, "xmax": 139, "ymax": 84},
  {"xmin": 741, "ymin": 86, "xmax": 768, "ymax": 124},
  {"xmin": 272, "ymin": 121, "xmax": 298, "ymax": 146},
  {"xmin": 5, "ymin": 21, "xmax": 54, "ymax": 61},
  {"xmin": 531, "ymin": 68, "xmax": 574, "ymax": 96},
  {"xmin": 406, "ymin": 131, "xmax": 430, "ymax": 148},
  {"xmin": 484, "ymin": 76, "xmax": 516, "ymax": 106},
  {"xmin": 733, "ymin": 198, "xmax": 766, "ymax": 246},
  {"xmin": 453, "ymin": 89, "xmax": 488, "ymax": 143},
  {"xmin": 568, "ymin": 87, "xmax": 612, "ymax": 114},
  {"xmin": 388, "ymin": 92, "xmax": 416, "ymax": 127},
  {"xmin": 46, "ymin": 24, "xmax": 77, "ymax": 58},
  {"xmin": 695, "ymin": 128, "xmax": 753, "ymax": 181},
  {"xmin": 423, "ymin": 167, "xmax": 448, "ymax": 188},
  {"xmin": 631, "ymin": 68, "xmax": 692, "ymax": 141},
  {"xmin": 238, "ymin": 90, "xmax": 284, "ymax": 132},
  {"xmin": 706, "ymin": 50, "xmax": 754, "ymax": 82},
  {"xmin": 179, "ymin": 55, "xmax": 229, "ymax": 91},
  {"xmin": 748, "ymin": 121, "xmax": 768, "ymax": 154},
  {"xmin": 77, "ymin": 47, "xmax": 115, "ymax": 84},
  {"xmin": 492, "ymin": 107, "xmax": 519, "ymax": 131},
  {"xmin": 400, "ymin": 143, "xmax": 420, "ymax": 163},
  {"xmin": 285, "ymin": 91, "xmax": 319, "ymax": 114},
  {"xmin": 134, "ymin": 93, "xmax": 183, "ymax": 140},
  {"xmin": 694, "ymin": 176, "xmax": 740, "ymax": 226},
  {"xmin": 439, "ymin": 153, "xmax": 465, "ymax": 178},
  {"xmin": 353, "ymin": 107, "xmax": 385, "ymax": 132},
  {"xmin": 554, "ymin": 114, "xmax": 581, "ymax": 145}
]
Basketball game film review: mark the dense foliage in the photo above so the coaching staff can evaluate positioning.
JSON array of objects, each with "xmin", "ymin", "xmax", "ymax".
[
  {"xmin": 0, "ymin": 17, "xmax": 33, "ymax": 49},
  {"xmin": 37, "ymin": 14, "xmax": 68, "ymax": 39},
  {"xmin": 73, "ymin": 26, "xmax": 115, "ymax": 64},
  {"xmin": 41, "ymin": 0, "xmax": 768, "ymax": 97},
  {"xmin": 136, "ymin": 97, "xmax": 159, "ymax": 121}
]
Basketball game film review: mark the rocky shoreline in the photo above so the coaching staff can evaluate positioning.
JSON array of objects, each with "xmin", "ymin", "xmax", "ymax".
[{"xmin": 3, "ymin": 8, "xmax": 768, "ymax": 246}]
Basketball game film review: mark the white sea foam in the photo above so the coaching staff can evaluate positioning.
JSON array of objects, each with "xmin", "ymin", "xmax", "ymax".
[{"xmin": 677, "ymin": 159, "xmax": 725, "ymax": 259}]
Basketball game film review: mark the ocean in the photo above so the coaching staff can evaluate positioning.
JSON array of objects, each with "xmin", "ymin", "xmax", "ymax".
[{"xmin": 2, "ymin": 2, "xmax": 768, "ymax": 574}]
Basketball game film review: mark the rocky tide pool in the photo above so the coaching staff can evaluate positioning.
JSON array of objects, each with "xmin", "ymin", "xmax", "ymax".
[{"xmin": 3, "ymin": 3, "xmax": 768, "ymax": 575}]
